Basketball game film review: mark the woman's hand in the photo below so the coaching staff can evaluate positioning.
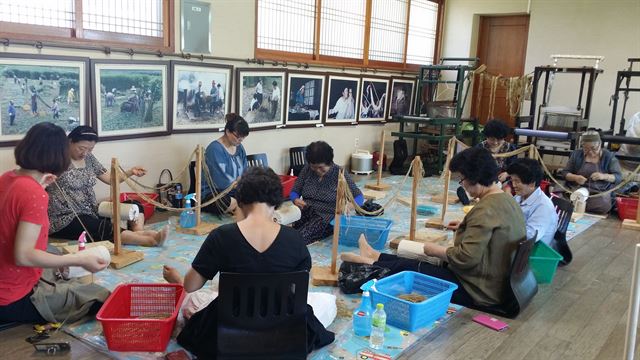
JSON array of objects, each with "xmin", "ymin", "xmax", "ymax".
[
  {"xmin": 570, "ymin": 174, "xmax": 588, "ymax": 185},
  {"xmin": 128, "ymin": 166, "xmax": 147, "ymax": 177},
  {"xmin": 497, "ymin": 172, "xmax": 509, "ymax": 182},
  {"xmin": 590, "ymin": 172, "xmax": 613, "ymax": 182},
  {"xmin": 79, "ymin": 253, "xmax": 109, "ymax": 273},
  {"xmin": 423, "ymin": 242, "xmax": 448, "ymax": 260},
  {"xmin": 293, "ymin": 198, "xmax": 306, "ymax": 209},
  {"xmin": 446, "ymin": 220, "xmax": 461, "ymax": 231}
]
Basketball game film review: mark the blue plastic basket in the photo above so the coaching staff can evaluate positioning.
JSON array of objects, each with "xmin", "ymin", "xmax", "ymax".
[
  {"xmin": 330, "ymin": 215, "xmax": 393, "ymax": 250},
  {"xmin": 362, "ymin": 271, "xmax": 458, "ymax": 332}
]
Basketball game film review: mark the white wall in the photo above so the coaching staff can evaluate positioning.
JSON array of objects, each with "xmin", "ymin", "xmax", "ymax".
[
  {"xmin": 0, "ymin": 0, "xmax": 400, "ymax": 198},
  {"xmin": 441, "ymin": 0, "xmax": 640, "ymax": 130}
]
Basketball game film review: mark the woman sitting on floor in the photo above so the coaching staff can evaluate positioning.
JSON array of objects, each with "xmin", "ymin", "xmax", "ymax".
[
  {"xmin": 562, "ymin": 130, "xmax": 622, "ymax": 214},
  {"xmin": 47, "ymin": 126, "xmax": 167, "ymax": 246},
  {"xmin": 342, "ymin": 147, "xmax": 526, "ymax": 309},
  {"xmin": 201, "ymin": 113, "xmax": 250, "ymax": 216},
  {"xmin": 507, "ymin": 158, "xmax": 558, "ymax": 246},
  {"xmin": 290, "ymin": 141, "xmax": 364, "ymax": 244},
  {"xmin": 0, "ymin": 123, "xmax": 108, "ymax": 324},
  {"xmin": 166, "ymin": 166, "xmax": 334, "ymax": 358}
]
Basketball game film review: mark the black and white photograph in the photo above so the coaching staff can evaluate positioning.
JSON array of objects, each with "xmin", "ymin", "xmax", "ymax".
[
  {"xmin": 388, "ymin": 78, "xmax": 415, "ymax": 120},
  {"xmin": 172, "ymin": 62, "xmax": 232, "ymax": 132},
  {"xmin": 359, "ymin": 77, "xmax": 389, "ymax": 122},
  {"xmin": 0, "ymin": 53, "xmax": 89, "ymax": 146},
  {"xmin": 237, "ymin": 69, "xmax": 285, "ymax": 128},
  {"xmin": 285, "ymin": 73, "xmax": 325, "ymax": 126},
  {"xmin": 325, "ymin": 75, "xmax": 359, "ymax": 124},
  {"xmin": 92, "ymin": 61, "xmax": 169, "ymax": 139}
]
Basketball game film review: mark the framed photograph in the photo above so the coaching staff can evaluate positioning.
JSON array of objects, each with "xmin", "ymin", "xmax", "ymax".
[
  {"xmin": 359, "ymin": 77, "xmax": 389, "ymax": 123},
  {"xmin": 325, "ymin": 75, "xmax": 360, "ymax": 124},
  {"xmin": 0, "ymin": 53, "xmax": 89, "ymax": 146},
  {"xmin": 388, "ymin": 77, "xmax": 416, "ymax": 121},
  {"xmin": 91, "ymin": 60, "xmax": 170, "ymax": 140},
  {"xmin": 285, "ymin": 72, "xmax": 325, "ymax": 126},
  {"xmin": 171, "ymin": 61, "xmax": 232, "ymax": 133},
  {"xmin": 236, "ymin": 69, "xmax": 286, "ymax": 129}
]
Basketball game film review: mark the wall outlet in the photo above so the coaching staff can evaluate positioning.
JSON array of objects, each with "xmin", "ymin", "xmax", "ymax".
[{"xmin": 354, "ymin": 137, "xmax": 359, "ymax": 148}]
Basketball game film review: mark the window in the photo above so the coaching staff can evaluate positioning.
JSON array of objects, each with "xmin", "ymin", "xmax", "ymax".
[
  {"xmin": 304, "ymin": 80, "xmax": 315, "ymax": 106},
  {"xmin": 0, "ymin": 0, "xmax": 173, "ymax": 51},
  {"xmin": 256, "ymin": 0, "xmax": 443, "ymax": 70}
]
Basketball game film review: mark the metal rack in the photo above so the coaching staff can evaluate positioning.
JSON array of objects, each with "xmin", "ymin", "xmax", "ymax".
[
  {"xmin": 518, "ymin": 56, "xmax": 604, "ymax": 156},
  {"xmin": 609, "ymin": 58, "xmax": 640, "ymax": 136},
  {"xmin": 392, "ymin": 57, "xmax": 478, "ymax": 174}
]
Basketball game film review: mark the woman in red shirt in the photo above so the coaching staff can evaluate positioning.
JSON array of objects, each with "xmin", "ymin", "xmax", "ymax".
[{"xmin": 0, "ymin": 122, "xmax": 108, "ymax": 323}]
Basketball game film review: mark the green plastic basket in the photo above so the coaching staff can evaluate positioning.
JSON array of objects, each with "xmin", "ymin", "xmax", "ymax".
[{"xmin": 529, "ymin": 241, "xmax": 563, "ymax": 284}]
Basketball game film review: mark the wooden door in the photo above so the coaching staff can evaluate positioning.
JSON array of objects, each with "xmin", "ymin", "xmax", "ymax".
[{"xmin": 472, "ymin": 15, "xmax": 529, "ymax": 127}]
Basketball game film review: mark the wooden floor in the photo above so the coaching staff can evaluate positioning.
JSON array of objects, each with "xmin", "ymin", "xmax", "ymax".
[{"xmin": 1, "ymin": 216, "xmax": 638, "ymax": 359}]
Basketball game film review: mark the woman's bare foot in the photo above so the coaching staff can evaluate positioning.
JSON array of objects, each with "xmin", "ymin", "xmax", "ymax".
[
  {"xmin": 358, "ymin": 234, "xmax": 380, "ymax": 260},
  {"xmin": 155, "ymin": 225, "xmax": 169, "ymax": 247},
  {"xmin": 163, "ymin": 265, "xmax": 183, "ymax": 284},
  {"xmin": 340, "ymin": 252, "xmax": 375, "ymax": 265}
]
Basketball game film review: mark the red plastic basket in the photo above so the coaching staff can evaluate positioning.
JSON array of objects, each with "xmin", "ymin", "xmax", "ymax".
[
  {"xmin": 120, "ymin": 192, "xmax": 159, "ymax": 219},
  {"xmin": 616, "ymin": 197, "xmax": 638, "ymax": 221},
  {"xmin": 279, "ymin": 175, "xmax": 297, "ymax": 198},
  {"xmin": 96, "ymin": 284, "xmax": 185, "ymax": 352}
]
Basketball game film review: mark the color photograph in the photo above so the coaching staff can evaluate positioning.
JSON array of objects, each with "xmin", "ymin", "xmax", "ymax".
[
  {"xmin": 0, "ymin": 54, "xmax": 88, "ymax": 145},
  {"xmin": 388, "ymin": 78, "xmax": 415, "ymax": 120},
  {"xmin": 325, "ymin": 75, "xmax": 360, "ymax": 124},
  {"xmin": 359, "ymin": 77, "xmax": 389, "ymax": 122},
  {"xmin": 285, "ymin": 73, "xmax": 325, "ymax": 126},
  {"xmin": 237, "ymin": 69, "xmax": 285, "ymax": 128},
  {"xmin": 172, "ymin": 62, "xmax": 232, "ymax": 132},
  {"xmin": 92, "ymin": 61, "xmax": 169, "ymax": 139}
]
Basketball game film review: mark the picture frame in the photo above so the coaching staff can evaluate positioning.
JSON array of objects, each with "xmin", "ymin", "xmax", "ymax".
[
  {"xmin": 325, "ymin": 74, "xmax": 360, "ymax": 125},
  {"xmin": 236, "ymin": 68, "xmax": 286, "ymax": 129},
  {"xmin": 171, "ymin": 61, "xmax": 233, "ymax": 133},
  {"xmin": 285, "ymin": 72, "xmax": 325, "ymax": 127},
  {"xmin": 359, "ymin": 77, "xmax": 390, "ymax": 123},
  {"xmin": 91, "ymin": 60, "xmax": 170, "ymax": 140},
  {"xmin": 0, "ymin": 53, "xmax": 90, "ymax": 146},
  {"xmin": 387, "ymin": 77, "xmax": 416, "ymax": 121}
]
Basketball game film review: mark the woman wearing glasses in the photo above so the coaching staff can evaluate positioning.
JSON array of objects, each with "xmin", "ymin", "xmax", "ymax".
[
  {"xmin": 562, "ymin": 130, "xmax": 622, "ymax": 214},
  {"xmin": 341, "ymin": 147, "xmax": 526, "ymax": 310},
  {"xmin": 202, "ymin": 113, "xmax": 250, "ymax": 215}
]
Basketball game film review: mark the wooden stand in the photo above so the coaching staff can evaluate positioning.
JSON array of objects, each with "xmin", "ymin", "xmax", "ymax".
[
  {"xmin": 389, "ymin": 231, "xmax": 447, "ymax": 249},
  {"xmin": 365, "ymin": 131, "xmax": 391, "ymax": 191},
  {"xmin": 426, "ymin": 139, "xmax": 455, "ymax": 229},
  {"xmin": 109, "ymin": 158, "xmax": 144, "ymax": 269},
  {"xmin": 311, "ymin": 169, "xmax": 345, "ymax": 286},
  {"xmin": 176, "ymin": 144, "xmax": 219, "ymax": 235},
  {"xmin": 62, "ymin": 240, "xmax": 114, "ymax": 254}
]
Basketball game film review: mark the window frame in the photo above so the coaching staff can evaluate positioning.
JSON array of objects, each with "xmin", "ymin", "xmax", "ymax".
[
  {"xmin": 0, "ymin": 0, "xmax": 174, "ymax": 52},
  {"xmin": 254, "ymin": 0, "xmax": 444, "ymax": 72}
]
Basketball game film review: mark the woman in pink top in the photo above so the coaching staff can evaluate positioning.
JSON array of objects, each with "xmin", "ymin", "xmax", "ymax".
[{"xmin": 0, "ymin": 123, "xmax": 108, "ymax": 323}]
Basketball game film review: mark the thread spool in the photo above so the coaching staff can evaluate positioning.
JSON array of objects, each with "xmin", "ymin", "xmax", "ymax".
[
  {"xmin": 67, "ymin": 245, "xmax": 111, "ymax": 278},
  {"xmin": 570, "ymin": 187, "xmax": 589, "ymax": 214},
  {"xmin": 273, "ymin": 205, "xmax": 302, "ymax": 225},
  {"xmin": 98, "ymin": 201, "xmax": 140, "ymax": 221}
]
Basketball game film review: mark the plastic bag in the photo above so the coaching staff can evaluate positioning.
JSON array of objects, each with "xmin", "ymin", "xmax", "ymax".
[
  {"xmin": 357, "ymin": 199, "xmax": 384, "ymax": 217},
  {"xmin": 338, "ymin": 261, "xmax": 391, "ymax": 294}
]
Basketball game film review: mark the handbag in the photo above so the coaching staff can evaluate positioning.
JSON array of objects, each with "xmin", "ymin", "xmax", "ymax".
[
  {"xmin": 156, "ymin": 169, "xmax": 174, "ymax": 211},
  {"xmin": 338, "ymin": 261, "xmax": 391, "ymax": 294}
]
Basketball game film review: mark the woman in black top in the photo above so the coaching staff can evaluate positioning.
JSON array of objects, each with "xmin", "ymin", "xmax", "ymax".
[{"xmin": 175, "ymin": 166, "xmax": 334, "ymax": 358}]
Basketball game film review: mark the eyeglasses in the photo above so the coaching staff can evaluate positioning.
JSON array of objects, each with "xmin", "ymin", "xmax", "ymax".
[
  {"xmin": 231, "ymin": 132, "xmax": 245, "ymax": 141},
  {"xmin": 458, "ymin": 177, "xmax": 466, "ymax": 186}
]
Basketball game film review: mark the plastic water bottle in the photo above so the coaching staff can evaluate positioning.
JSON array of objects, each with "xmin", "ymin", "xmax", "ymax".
[
  {"xmin": 369, "ymin": 303, "xmax": 386, "ymax": 349},
  {"xmin": 353, "ymin": 291, "xmax": 372, "ymax": 337}
]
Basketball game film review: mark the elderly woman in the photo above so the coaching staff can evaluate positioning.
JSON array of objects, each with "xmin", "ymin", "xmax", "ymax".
[
  {"xmin": 342, "ymin": 147, "xmax": 526, "ymax": 309},
  {"xmin": 201, "ymin": 114, "xmax": 250, "ymax": 215},
  {"xmin": 291, "ymin": 141, "xmax": 364, "ymax": 244},
  {"xmin": 478, "ymin": 118, "xmax": 516, "ymax": 182},
  {"xmin": 47, "ymin": 126, "xmax": 167, "ymax": 246},
  {"xmin": 563, "ymin": 130, "xmax": 622, "ymax": 214},
  {"xmin": 173, "ymin": 167, "xmax": 334, "ymax": 358}
]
